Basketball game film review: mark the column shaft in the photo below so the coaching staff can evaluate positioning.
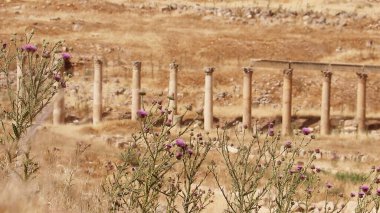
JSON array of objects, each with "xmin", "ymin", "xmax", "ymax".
[
  {"xmin": 168, "ymin": 62, "xmax": 178, "ymax": 119},
  {"xmin": 320, "ymin": 70, "xmax": 332, "ymax": 135},
  {"xmin": 242, "ymin": 67, "xmax": 253, "ymax": 130},
  {"xmin": 356, "ymin": 72, "xmax": 367, "ymax": 134},
  {"xmin": 204, "ymin": 67, "xmax": 214, "ymax": 131},
  {"xmin": 131, "ymin": 61, "xmax": 141, "ymax": 120},
  {"xmin": 93, "ymin": 58, "xmax": 103, "ymax": 124},
  {"xmin": 282, "ymin": 68, "xmax": 293, "ymax": 136}
]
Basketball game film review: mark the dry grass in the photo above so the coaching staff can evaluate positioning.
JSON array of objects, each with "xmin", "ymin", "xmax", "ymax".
[{"xmin": 1, "ymin": 0, "xmax": 380, "ymax": 212}]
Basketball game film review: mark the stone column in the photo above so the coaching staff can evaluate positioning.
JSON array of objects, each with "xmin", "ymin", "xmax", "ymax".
[
  {"xmin": 53, "ymin": 55, "xmax": 65, "ymax": 125},
  {"xmin": 93, "ymin": 58, "xmax": 103, "ymax": 125},
  {"xmin": 168, "ymin": 62, "xmax": 179, "ymax": 120},
  {"xmin": 16, "ymin": 56, "xmax": 23, "ymax": 96},
  {"xmin": 320, "ymin": 69, "xmax": 332, "ymax": 135},
  {"xmin": 356, "ymin": 71, "xmax": 367, "ymax": 135},
  {"xmin": 131, "ymin": 61, "xmax": 142, "ymax": 120},
  {"xmin": 282, "ymin": 66, "xmax": 293, "ymax": 136},
  {"xmin": 204, "ymin": 67, "xmax": 215, "ymax": 131},
  {"xmin": 242, "ymin": 67, "xmax": 253, "ymax": 130}
]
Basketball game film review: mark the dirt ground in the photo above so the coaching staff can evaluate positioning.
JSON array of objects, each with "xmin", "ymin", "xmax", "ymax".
[{"xmin": 1, "ymin": 0, "xmax": 380, "ymax": 212}]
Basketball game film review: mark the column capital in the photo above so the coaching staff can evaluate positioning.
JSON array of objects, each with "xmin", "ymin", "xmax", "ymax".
[
  {"xmin": 321, "ymin": 70, "xmax": 332, "ymax": 78},
  {"xmin": 356, "ymin": 71, "xmax": 368, "ymax": 80},
  {"xmin": 132, "ymin": 61, "xmax": 142, "ymax": 68},
  {"xmin": 93, "ymin": 56, "xmax": 103, "ymax": 64},
  {"xmin": 243, "ymin": 67, "xmax": 253, "ymax": 74},
  {"xmin": 204, "ymin": 67, "xmax": 215, "ymax": 74},
  {"xmin": 283, "ymin": 68, "xmax": 293, "ymax": 76},
  {"xmin": 169, "ymin": 61, "xmax": 179, "ymax": 70}
]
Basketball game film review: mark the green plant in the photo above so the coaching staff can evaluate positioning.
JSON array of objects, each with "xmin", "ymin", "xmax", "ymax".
[{"xmin": 0, "ymin": 31, "xmax": 68, "ymax": 181}]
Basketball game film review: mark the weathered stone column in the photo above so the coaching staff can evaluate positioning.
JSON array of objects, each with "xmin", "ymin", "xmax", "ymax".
[
  {"xmin": 16, "ymin": 56, "xmax": 23, "ymax": 96},
  {"xmin": 168, "ymin": 62, "xmax": 179, "ymax": 120},
  {"xmin": 242, "ymin": 67, "xmax": 253, "ymax": 130},
  {"xmin": 53, "ymin": 55, "xmax": 65, "ymax": 125},
  {"xmin": 356, "ymin": 71, "xmax": 367, "ymax": 134},
  {"xmin": 204, "ymin": 67, "xmax": 215, "ymax": 131},
  {"xmin": 93, "ymin": 57, "xmax": 103, "ymax": 125},
  {"xmin": 320, "ymin": 69, "xmax": 332, "ymax": 135},
  {"xmin": 282, "ymin": 65, "xmax": 293, "ymax": 136},
  {"xmin": 131, "ymin": 61, "xmax": 142, "ymax": 120}
]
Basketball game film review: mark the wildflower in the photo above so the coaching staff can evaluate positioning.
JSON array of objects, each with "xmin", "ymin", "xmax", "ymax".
[
  {"xmin": 62, "ymin": 52, "xmax": 71, "ymax": 60},
  {"xmin": 300, "ymin": 174, "xmax": 306, "ymax": 180},
  {"xmin": 296, "ymin": 165, "xmax": 303, "ymax": 171},
  {"xmin": 358, "ymin": 192, "xmax": 365, "ymax": 198},
  {"xmin": 165, "ymin": 144, "xmax": 172, "ymax": 151},
  {"xmin": 22, "ymin": 44, "xmax": 37, "ymax": 53},
  {"xmin": 137, "ymin": 109, "xmax": 148, "ymax": 118},
  {"xmin": 54, "ymin": 73, "xmax": 61, "ymax": 82},
  {"xmin": 187, "ymin": 148, "xmax": 193, "ymax": 156},
  {"xmin": 2, "ymin": 43, "xmax": 6, "ymax": 49},
  {"xmin": 175, "ymin": 138, "xmax": 187, "ymax": 149},
  {"xmin": 302, "ymin": 127, "xmax": 312, "ymax": 135},
  {"xmin": 60, "ymin": 80, "xmax": 67, "ymax": 88},
  {"xmin": 350, "ymin": 192, "xmax": 356, "ymax": 198},
  {"xmin": 165, "ymin": 119, "xmax": 172, "ymax": 127},
  {"xmin": 284, "ymin": 141, "xmax": 292, "ymax": 149},
  {"xmin": 176, "ymin": 152, "xmax": 183, "ymax": 160},
  {"xmin": 315, "ymin": 167, "xmax": 321, "ymax": 173},
  {"xmin": 376, "ymin": 178, "xmax": 380, "ymax": 184},
  {"xmin": 306, "ymin": 188, "xmax": 313, "ymax": 195},
  {"xmin": 268, "ymin": 128, "xmax": 275, "ymax": 136},
  {"xmin": 377, "ymin": 189, "xmax": 380, "ymax": 196},
  {"xmin": 326, "ymin": 182, "xmax": 333, "ymax": 189},
  {"xmin": 269, "ymin": 122, "xmax": 274, "ymax": 128},
  {"xmin": 360, "ymin": 185, "xmax": 370, "ymax": 193},
  {"xmin": 377, "ymin": 166, "xmax": 380, "ymax": 173}
]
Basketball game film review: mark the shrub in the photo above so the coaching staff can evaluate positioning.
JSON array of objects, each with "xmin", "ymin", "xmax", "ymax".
[{"xmin": 0, "ymin": 31, "xmax": 67, "ymax": 181}]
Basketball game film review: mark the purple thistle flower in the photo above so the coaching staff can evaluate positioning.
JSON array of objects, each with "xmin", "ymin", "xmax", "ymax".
[
  {"xmin": 165, "ymin": 119, "xmax": 172, "ymax": 127},
  {"xmin": 358, "ymin": 192, "xmax": 365, "ymax": 198},
  {"xmin": 377, "ymin": 189, "xmax": 380, "ymax": 196},
  {"xmin": 350, "ymin": 192, "xmax": 356, "ymax": 198},
  {"xmin": 137, "ymin": 109, "xmax": 148, "ymax": 118},
  {"xmin": 176, "ymin": 152, "xmax": 183, "ymax": 160},
  {"xmin": 22, "ymin": 44, "xmax": 37, "ymax": 53},
  {"xmin": 376, "ymin": 178, "xmax": 380, "ymax": 184},
  {"xmin": 315, "ymin": 167, "xmax": 321, "ymax": 173},
  {"xmin": 284, "ymin": 141, "xmax": 292, "ymax": 149},
  {"xmin": 300, "ymin": 174, "xmax": 306, "ymax": 180},
  {"xmin": 268, "ymin": 128, "xmax": 275, "ymax": 136},
  {"xmin": 326, "ymin": 182, "xmax": 333, "ymax": 189},
  {"xmin": 165, "ymin": 144, "xmax": 172, "ymax": 151},
  {"xmin": 269, "ymin": 122, "xmax": 274, "ymax": 128},
  {"xmin": 62, "ymin": 52, "xmax": 71, "ymax": 60},
  {"xmin": 302, "ymin": 127, "xmax": 312, "ymax": 135},
  {"xmin": 187, "ymin": 148, "xmax": 193, "ymax": 156},
  {"xmin": 60, "ymin": 80, "xmax": 67, "ymax": 88},
  {"xmin": 297, "ymin": 165, "xmax": 303, "ymax": 171},
  {"xmin": 175, "ymin": 138, "xmax": 187, "ymax": 149},
  {"xmin": 54, "ymin": 73, "xmax": 61, "ymax": 82},
  {"xmin": 2, "ymin": 43, "xmax": 6, "ymax": 49},
  {"xmin": 360, "ymin": 185, "xmax": 370, "ymax": 193}
]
